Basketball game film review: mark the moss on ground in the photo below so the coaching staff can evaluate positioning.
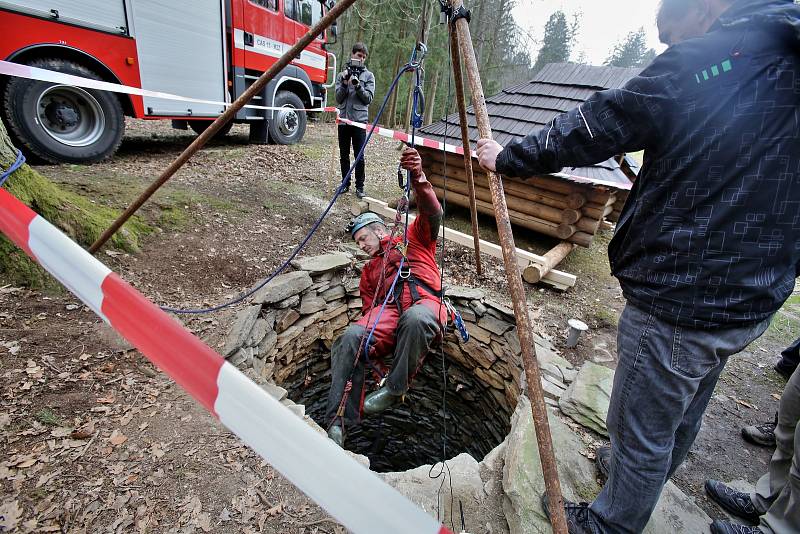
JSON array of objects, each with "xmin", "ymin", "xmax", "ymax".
[{"xmin": 1, "ymin": 162, "xmax": 151, "ymax": 288}]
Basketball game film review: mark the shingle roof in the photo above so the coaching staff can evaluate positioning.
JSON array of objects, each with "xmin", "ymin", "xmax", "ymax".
[{"xmin": 419, "ymin": 62, "xmax": 642, "ymax": 189}]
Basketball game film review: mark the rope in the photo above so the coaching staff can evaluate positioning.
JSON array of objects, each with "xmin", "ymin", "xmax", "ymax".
[
  {"xmin": 0, "ymin": 150, "xmax": 25, "ymax": 187},
  {"xmin": 162, "ymin": 62, "xmax": 417, "ymax": 315}
]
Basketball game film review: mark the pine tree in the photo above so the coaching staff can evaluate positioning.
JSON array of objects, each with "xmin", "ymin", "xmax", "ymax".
[
  {"xmin": 605, "ymin": 27, "xmax": 656, "ymax": 68},
  {"xmin": 532, "ymin": 10, "xmax": 580, "ymax": 74}
]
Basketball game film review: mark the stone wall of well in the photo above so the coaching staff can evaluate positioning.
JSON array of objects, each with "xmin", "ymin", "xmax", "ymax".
[{"xmin": 221, "ymin": 252, "xmax": 569, "ymax": 470}]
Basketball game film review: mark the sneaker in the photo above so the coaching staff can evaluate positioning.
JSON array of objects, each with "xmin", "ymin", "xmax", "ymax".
[
  {"xmin": 705, "ymin": 480, "xmax": 761, "ymax": 522},
  {"xmin": 540, "ymin": 493, "xmax": 593, "ymax": 534},
  {"xmin": 774, "ymin": 359, "xmax": 796, "ymax": 381},
  {"xmin": 595, "ymin": 445, "xmax": 611, "ymax": 478},
  {"xmin": 327, "ymin": 425, "xmax": 344, "ymax": 447},
  {"xmin": 741, "ymin": 413, "xmax": 777, "ymax": 448},
  {"xmin": 710, "ymin": 520, "xmax": 763, "ymax": 534},
  {"xmin": 355, "ymin": 188, "xmax": 366, "ymax": 199}
]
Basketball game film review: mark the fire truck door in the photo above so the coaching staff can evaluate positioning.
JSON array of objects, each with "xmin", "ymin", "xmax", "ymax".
[
  {"xmin": 238, "ymin": 0, "xmax": 290, "ymax": 74},
  {"xmin": 0, "ymin": 0, "xmax": 128, "ymax": 34},
  {"xmin": 129, "ymin": 0, "xmax": 227, "ymax": 117}
]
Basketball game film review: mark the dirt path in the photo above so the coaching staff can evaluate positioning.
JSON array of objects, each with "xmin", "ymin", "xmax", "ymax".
[{"xmin": 1, "ymin": 118, "xmax": 797, "ymax": 531}]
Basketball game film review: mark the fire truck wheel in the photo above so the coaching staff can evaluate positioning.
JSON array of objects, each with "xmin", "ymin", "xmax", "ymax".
[
  {"xmin": 268, "ymin": 90, "xmax": 306, "ymax": 145},
  {"xmin": 2, "ymin": 58, "xmax": 124, "ymax": 164},
  {"xmin": 188, "ymin": 120, "xmax": 234, "ymax": 139}
]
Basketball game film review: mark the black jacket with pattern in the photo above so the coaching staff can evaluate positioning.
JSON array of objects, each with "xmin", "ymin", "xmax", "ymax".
[{"xmin": 496, "ymin": 0, "xmax": 800, "ymax": 328}]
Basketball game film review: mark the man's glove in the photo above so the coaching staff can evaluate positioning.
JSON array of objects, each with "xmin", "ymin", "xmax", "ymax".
[
  {"xmin": 399, "ymin": 147, "xmax": 426, "ymax": 185},
  {"xmin": 340, "ymin": 70, "xmax": 351, "ymax": 81}
]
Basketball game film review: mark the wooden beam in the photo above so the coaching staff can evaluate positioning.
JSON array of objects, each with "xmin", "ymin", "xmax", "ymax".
[{"xmin": 362, "ymin": 196, "xmax": 576, "ymax": 290}]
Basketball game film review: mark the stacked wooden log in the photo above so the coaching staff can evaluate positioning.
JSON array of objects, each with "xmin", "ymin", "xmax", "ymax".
[
  {"xmin": 607, "ymin": 190, "xmax": 629, "ymax": 223},
  {"xmin": 420, "ymin": 148, "xmax": 617, "ymax": 247}
]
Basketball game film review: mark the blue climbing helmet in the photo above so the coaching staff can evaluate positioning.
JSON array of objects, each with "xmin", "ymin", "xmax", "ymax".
[{"xmin": 347, "ymin": 212, "xmax": 384, "ymax": 238}]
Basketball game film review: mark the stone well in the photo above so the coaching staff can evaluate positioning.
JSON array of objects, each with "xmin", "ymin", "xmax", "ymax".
[
  {"xmin": 221, "ymin": 253, "xmax": 716, "ymax": 533},
  {"xmin": 221, "ymin": 252, "xmax": 558, "ymax": 472}
]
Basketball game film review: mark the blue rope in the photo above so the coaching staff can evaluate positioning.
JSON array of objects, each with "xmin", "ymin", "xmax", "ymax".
[
  {"xmin": 163, "ymin": 61, "xmax": 417, "ymax": 314},
  {"xmin": 0, "ymin": 150, "xmax": 25, "ymax": 187}
]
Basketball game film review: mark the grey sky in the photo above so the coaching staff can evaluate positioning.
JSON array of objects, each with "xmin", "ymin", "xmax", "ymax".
[{"xmin": 512, "ymin": 0, "xmax": 669, "ymax": 65}]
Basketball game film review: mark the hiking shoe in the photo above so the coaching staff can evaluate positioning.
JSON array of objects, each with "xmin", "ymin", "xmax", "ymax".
[
  {"xmin": 363, "ymin": 387, "xmax": 401, "ymax": 415},
  {"xmin": 327, "ymin": 425, "xmax": 344, "ymax": 447},
  {"xmin": 540, "ymin": 493, "xmax": 593, "ymax": 534},
  {"xmin": 595, "ymin": 445, "xmax": 611, "ymax": 478},
  {"xmin": 705, "ymin": 480, "xmax": 761, "ymax": 522},
  {"xmin": 774, "ymin": 359, "xmax": 796, "ymax": 381},
  {"xmin": 710, "ymin": 520, "xmax": 763, "ymax": 534},
  {"xmin": 741, "ymin": 413, "xmax": 777, "ymax": 448},
  {"xmin": 355, "ymin": 188, "xmax": 366, "ymax": 199}
]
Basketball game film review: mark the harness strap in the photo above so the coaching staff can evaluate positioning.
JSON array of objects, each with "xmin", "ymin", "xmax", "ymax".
[{"xmin": 390, "ymin": 265, "xmax": 443, "ymax": 315}]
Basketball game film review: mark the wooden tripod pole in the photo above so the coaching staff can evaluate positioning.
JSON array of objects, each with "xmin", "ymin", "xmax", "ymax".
[
  {"xmin": 448, "ymin": 30, "xmax": 482, "ymax": 276},
  {"xmin": 89, "ymin": 0, "xmax": 359, "ymax": 254},
  {"xmin": 449, "ymin": 3, "xmax": 568, "ymax": 533}
]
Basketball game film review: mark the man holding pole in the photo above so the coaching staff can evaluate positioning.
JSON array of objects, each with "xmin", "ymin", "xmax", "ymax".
[{"xmin": 477, "ymin": 0, "xmax": 800, "ymax": 532}]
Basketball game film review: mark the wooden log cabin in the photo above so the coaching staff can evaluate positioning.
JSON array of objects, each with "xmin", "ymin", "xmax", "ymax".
[{"xmin": 417, "ymin": 62, "xmax": 641, "ymax": 248}]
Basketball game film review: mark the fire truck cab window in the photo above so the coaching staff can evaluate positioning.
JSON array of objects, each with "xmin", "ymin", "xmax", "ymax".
[
  {"xmin": 250, "ymin": 0, "xmax": 277, "ymax": 11},
  {"xmin": 285, "ymin": 0, "xmax": 322, "ymax": 26}
]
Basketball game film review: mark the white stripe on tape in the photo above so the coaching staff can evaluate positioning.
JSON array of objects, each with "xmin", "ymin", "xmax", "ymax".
[
  {"xmin": 0, "ymin": 60, "xmax": 329, "ymax": 114},
  {"xmin": 215, "ymin": 363, "xmax": 445, "ymax": 534},
  {"xmin": 27, "ymin": 216, "xmax": 111, "ymax": 322}
]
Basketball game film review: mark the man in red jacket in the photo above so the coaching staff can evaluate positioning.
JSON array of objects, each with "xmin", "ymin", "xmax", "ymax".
[{"xmin": 325, "ymin": 147, "xmax": 446, "ymax": 447}]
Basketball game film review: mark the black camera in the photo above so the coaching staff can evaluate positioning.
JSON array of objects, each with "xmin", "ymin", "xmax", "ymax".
[{"xmin": 346, "ymin": 58, "xmax": 366, "ymax": 80}]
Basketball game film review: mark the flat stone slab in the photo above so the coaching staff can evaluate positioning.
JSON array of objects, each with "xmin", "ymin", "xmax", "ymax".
[
  {"xmin": 252, "ymin": 271, "xmax": 312, "ymax": 305},
  {"xmin": 290, "ymin": 253, "xmax": 351, "ymax": 275},
  {"xmin": 382, "ymin": 452, "xmax": 509, "ymax": 534},
  {"xmin": 223, "ymin": 305, "xmax": 262, "ymax": 356},
  {"xmin": 559, "ymin": 361, "xmax": 614, "ymax": 436},
  {"xmin": 445, "ymin": 286, "xmax": 486, "ymax": 300}
]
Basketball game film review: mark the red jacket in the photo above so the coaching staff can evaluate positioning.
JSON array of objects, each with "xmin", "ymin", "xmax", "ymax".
[{"xmin": 356, "ymin": 176, "xmax": 444, "ymax": 356}]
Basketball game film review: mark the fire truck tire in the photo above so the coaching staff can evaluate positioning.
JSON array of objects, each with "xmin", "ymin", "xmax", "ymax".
[
  {"xmin": 188, "ymin": 120, "xmax": 234, "ymax": 139},
  {"xmin": 2, "ymin": 58, "xmax": 124, "ymax": 164},
  {"xmin": 268, "ymin": 90, "xmax": 306, "ymax": 145}
]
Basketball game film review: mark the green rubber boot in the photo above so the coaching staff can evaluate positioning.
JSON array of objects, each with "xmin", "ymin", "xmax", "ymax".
[
  {"xmin": 328, "ymin": 425, "xmax": 344, "ymax": 447},
  {"xmin": 363, "ymin": 388, "xmax": 402, "ymax": 415}
]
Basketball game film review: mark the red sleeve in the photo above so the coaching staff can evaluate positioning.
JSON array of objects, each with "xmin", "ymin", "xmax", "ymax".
[{"xmin": 410, "ymin": 174, "xmax": 443, "ymax": 247}]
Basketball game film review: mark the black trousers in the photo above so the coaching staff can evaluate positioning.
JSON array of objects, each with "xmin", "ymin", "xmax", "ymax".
[
  {"xmin": 779, "ymin": 337, "xmax": 800, "ymax": 371},
  {"xmin": 338, "ymin": 124, "xmax": 366, "ymax": 190}
]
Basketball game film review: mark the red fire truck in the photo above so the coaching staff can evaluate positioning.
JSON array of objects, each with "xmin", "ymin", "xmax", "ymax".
[{"xmin": 0, "ymin": 0, "xmax": 337, "ymax": 163}]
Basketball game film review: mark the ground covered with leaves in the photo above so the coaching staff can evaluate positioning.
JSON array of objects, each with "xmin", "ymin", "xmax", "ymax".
[{"xmin": 1, "ymin": 118, "xmax": 798, "ymax": 532}]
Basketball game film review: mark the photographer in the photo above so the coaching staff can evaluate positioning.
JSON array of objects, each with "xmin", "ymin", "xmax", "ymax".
[{"xmin": 335, "ymin": 43, "xmax": 375, "ymax": 199}]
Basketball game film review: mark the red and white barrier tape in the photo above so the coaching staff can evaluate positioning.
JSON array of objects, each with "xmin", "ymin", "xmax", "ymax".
[
  {"xmin": 0, "ymin": 60, "xmax": 335, "ymax": 114},
  {"xmin": 0, "ymin": 187, "xmax": 453, "ymax": 534},
  {"xmin": 0, "ymin": 59, "xmax": 629, "ymax": 190}
]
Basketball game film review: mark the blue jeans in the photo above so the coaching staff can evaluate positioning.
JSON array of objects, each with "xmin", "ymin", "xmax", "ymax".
[{"xmin": 588, "ymin": 304, "xmax": 770, "ymax": 533}]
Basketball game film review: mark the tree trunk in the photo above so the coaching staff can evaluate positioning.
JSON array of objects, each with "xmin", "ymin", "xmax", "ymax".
[
  {"xmin": 423, "ymin": 68, "xmax": 440, "ymax": 126},
  {"xmin": 0, "ymin": 120, "xmax": 148, "ymax": 288},
  {"xmin": 385, "ymin": 22, "xmax": 407, "ymax": 127}
]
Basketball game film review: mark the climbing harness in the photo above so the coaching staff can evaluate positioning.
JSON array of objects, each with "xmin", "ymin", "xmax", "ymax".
[{"xmin": 0, "ymin": 150, "xmax": 25, "ymax": 188}]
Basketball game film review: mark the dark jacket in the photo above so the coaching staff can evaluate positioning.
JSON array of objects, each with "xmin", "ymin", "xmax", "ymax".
[
  {"xmin": 335, "ymin": 66, "xmax": 375, "ymax": 123},
  {"xmin": 496, "ymin": 0, "xmax": 800, "ymax": 328}
]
